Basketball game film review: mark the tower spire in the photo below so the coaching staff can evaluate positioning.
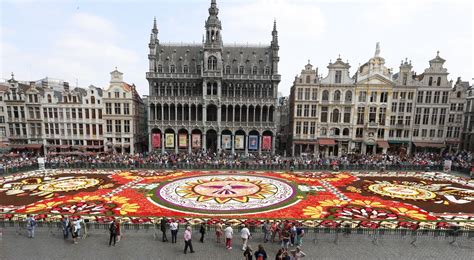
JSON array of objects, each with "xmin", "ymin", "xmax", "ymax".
[
  {"xmin": 152, "ymin": 17, "xmax": 158, "ymax": 34},
  {"xmin": 272, "ymin": 19, "xmax": 278, "ymax": 47}
]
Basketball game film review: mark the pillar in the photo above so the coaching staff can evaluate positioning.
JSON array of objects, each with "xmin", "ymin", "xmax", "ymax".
[
  {"xmin": 189, "ymin": 105, "xmax": 192, "ymax": 122},
  {"xmin": 231, "ymin": 134, "xmax": 235, "ymax": 154},
  {"xmin": 188, "ymin": 133, "xmax": 192, "ymax": 154},
  {"xmin": 245, "ymin": 135, "xmax": 248, "ymax": 156},
  {"xmin": 175, "ymin": 133, "xmax": 178, "ymax": 153},
  {"xmin": 271, "ymin": 134, "xmax": 276, "ymax": 155},
  {"xmin": 258, "ymin": 135, "xmax": 262, "ymax": 155},
  {"xmin": 161, "ymin": 133, "xmax": 165, "ymax": 154},
  {"xmin": 291, "ymin": 143, "xmax": 295, "ymax": 157},
  {"xmin": 203, "ymin": 105, "xmax": 207, "ymax": 123},
  {"xmin": 203, "ymin": 133, "xmax": 207, "ymax": 152},
  {"xmin": 217, "ymin": 133, "xmax": 221, "ymax": 154},
  {"xmin": 148, "ymin": 132, "xmax": 152, "ymax": 152}
]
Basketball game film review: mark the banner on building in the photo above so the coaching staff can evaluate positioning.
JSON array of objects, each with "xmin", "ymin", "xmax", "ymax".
[
  {"xmin": 152, "ymin": 133, "xmax": 161, "ymax": 148},
  {"xmin": 165, "ymin": 133, "xmax": 174, "ymax": 148},
  {"xmin": 178, "ymin": 134, "xmax": 187, "ymax": 148},
  {"xmin": 235, "ymin": 135, "xmax": 244, "ymax": 150},
  {"xmin": 262, "ymin": 136, "xmax": 272, "ymax": 150},
  {"xmin": 248, "ymin": 135, "xmax": 258, "ymax": 150},
  {"xmin": 192, "ymin": 134, "xmax": 201, "ymax": 148},
  {"xmin": 222, "ymin": 135, "xmax": 231, "ymax": 149}
]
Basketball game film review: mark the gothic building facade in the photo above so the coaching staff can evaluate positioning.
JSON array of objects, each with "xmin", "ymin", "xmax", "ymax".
[{"xmin": 146, "ymin": 0, "xmax": 280, "ymax": 154}]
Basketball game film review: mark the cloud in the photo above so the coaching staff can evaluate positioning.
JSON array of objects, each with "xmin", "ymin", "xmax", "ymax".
[{"xmin": 1, "ymin": 11, "xmax": 143, "ymax": 92}]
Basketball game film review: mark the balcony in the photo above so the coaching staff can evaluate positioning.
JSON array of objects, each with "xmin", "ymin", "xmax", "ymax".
[{"xmin": 366, "ymin": 122, "xmax": 379, "ymax": 129}]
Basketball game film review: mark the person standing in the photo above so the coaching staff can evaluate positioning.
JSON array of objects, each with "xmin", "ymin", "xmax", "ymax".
[
  {"xmin": 170, "ymin": 219, "xmax": 179, "ymax": 243},
  {"xmin": 281, "ymin": 228, "xmax": 290, "ymax": 250},
  {"xmin": 262, "ymin": 220, "xmax": 270, "ymax": 243},
  {"xmin": 61, "ymin": 216, "xmax": 70, "ymax": 239},
  {"xmin": 71, "ymin": 220, "xmax": 79, "ymax": 244},
  {"xmin": 116, "ymin": 219, "xmax": 121, "ymax": 242},
  {"xmin": 199, "ymin": 223, "xmax": 206, "ymax": 243},
  {"xmin": 109, "ymin": 220, "xmax": 118, "ymax": 247},
  {"xmin": 160, "ymin": 217, "xmax": 168, "ymax": 242},
  {"xmin": 74, "ymin": 217, "xmax": 83, "ymax": 239},
  {"xmin": 183, "ymin": 226, "xmax": 195, "ymax": 254},
  {"xmin": 215, "ymin": 222, "xmax": 223, "ymax": 243},
  {"xmin": 224, "ymin": 223, "xmax": 233, "ymax": 250},
  {"xmin": 290, "ymin": 224, "xmax": 297, "ymax": 247},
  {"xmin": 240, "ymin": 224, "xmax": 251, "ymax": 251},
  {"xmin": 254, "ymin": 244, "xmax": 267, "ymax": 260},
  {"xmin": 26, "ymin": 214, "xmax": 36, "ymax": 239},
  {"xmin": 295, "ymin": 224, "xmax": 305, "ymax": 246}
]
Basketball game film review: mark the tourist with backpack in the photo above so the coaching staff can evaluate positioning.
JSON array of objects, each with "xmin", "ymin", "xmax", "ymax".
[{"xmin": 26, "ymin": 214, "xmax": 36, "ymax": 238}]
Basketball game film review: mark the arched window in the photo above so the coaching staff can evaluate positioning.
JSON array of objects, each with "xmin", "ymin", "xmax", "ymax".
[
  {"xmin": 225, "ymin": 65, "xmax": 231, "ymax": 74},
  {"xmin": 47, "ymin": 94, "xmax": 52, "ymax": 103},
  {"xmin": 252, "ymin": 66, "xmax": 257, "ymax": 75},
  {"xmin": 158, "ymin": 65, "xmax": 163, "ymax": 73},
  {"xmin": 457, "ymin": 92, "xmax": 461, "ymax": 98},
  {"xmin": 306, "ymin": 75, "xmax": 310, "ymax": 83},
  {"xmin": 321, "ymin": 128, "xmax": 327, "ymax": 136},
  {"xmin": 322, "ymin": 90, "xmax": 329, "ymax": 101},
  {"xmin": 334, "ymin": 90, "xmax": 341, "ymax": 101},
  {"xmin": 170, "ymin": 65, "xmax": 175, "ymax": 73},
  {"xmin": 428, "ymin": 77, "xmax": 433, "ymax": 86},
  {"xmin": 345, "ymin": 91, "xmax": 352, "ymax": 102},
  {"xmin": 343, "ymin": 128, "xmax": 349, "ymax": 136},
  {"xmin": 91, "ymin": 96, "xmax": 95, "ymax": 104},
  {"xmin": 208, "ymin": 56, "xmax": 217, "ymax": 70},
  {"xmin": 332, "ymin": 109, "xmax": 340, "ymax": 123},
  {"xmin": 239, "ymin": 66, "xmax": 245, "ymax": 74},
  {"xmin": 437, "ymin": 77, "xmax": 441, "ymax": 86},
  {"xmin": 183, "ymin": 65, "xmax": 188, "ymax": 73}
]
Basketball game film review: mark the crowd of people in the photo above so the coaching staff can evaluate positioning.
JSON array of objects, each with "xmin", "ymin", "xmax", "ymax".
[
  {"xmin": 156, "ymin": 217, "xmax": 307, "ymax": 259},
  {"xmin": 1, "ymin": 150, "xmax": 472, "ymax": 173},
  {"xmin": 25, "ymin": 214, "xmax": 307, "ymax": 259}
]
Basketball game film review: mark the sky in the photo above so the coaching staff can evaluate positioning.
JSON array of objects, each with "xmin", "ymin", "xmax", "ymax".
[{"xmin": 1, "ymin": 0, "xmax": 473, "ymax": 96}]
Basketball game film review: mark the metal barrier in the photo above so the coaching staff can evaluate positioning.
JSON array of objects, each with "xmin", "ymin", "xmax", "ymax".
[{"xmin": 42, "ymin": 162, "xmax": 453, "ymax": 173}]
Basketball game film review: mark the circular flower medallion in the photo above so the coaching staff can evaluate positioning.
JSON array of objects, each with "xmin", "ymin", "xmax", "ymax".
[
  {"xmin": 149, "ymin": 175, "xmax": 297, "ymax": 215},
  {"xmin": 38, "ymin": 178, "xmax": 100, "ymax": 192},
  {"xmin": 368, "ymin": 183, "xmax": 436, "ymax": 200}
]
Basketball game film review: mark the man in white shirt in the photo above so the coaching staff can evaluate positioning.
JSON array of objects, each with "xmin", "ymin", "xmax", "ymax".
[
  {"xmin": 170, "ymin": 219, "xmax": 179, "ymax": 243},
  {"xmin": 224, "ymin": 224, "xmax": 233, "ymax": 250},
  {"xmin": 240, "ymin": 224, "xmax": 251, "ymax": 251}
]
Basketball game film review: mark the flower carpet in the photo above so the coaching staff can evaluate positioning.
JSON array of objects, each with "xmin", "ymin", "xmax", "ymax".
[{"xmin": 0, "ymin": 169, "xmax": 473, "ymax": 229}]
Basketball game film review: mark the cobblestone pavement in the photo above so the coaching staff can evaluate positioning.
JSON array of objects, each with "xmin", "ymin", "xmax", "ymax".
[{"xmin": 1, "ymin": 228, "xmax": 473, "ymax": 260}]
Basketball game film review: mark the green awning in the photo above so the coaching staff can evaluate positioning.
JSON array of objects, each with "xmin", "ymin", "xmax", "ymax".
[{"xmin": 388, "ymin": 140, "xmax": 410, "ymax": 144}]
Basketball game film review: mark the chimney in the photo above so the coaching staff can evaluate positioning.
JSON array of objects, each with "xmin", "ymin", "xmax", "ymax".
[{"xmin": 63, "ymin": 82, "xmax": 70, "ymax": 92}]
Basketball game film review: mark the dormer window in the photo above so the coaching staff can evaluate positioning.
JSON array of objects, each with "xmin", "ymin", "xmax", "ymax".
[
  {"xmin": 428, "ymin": 77, "xmax": 433, "ymax": 86},
  {"xmin": 437, "ymin": 77, "xmax": 441, "ymax": 86},
  {"xmin": 306, "ymin": 76, "xmax": 310, "ymax": 84},
  {"xmin": 239, "ymin": 66, "xmax": 244, "ymax": 74},
  {"xmin": 183, "ymin": 65, "xmax": 189, "ymax": 73},
  {"xmin": 170, "ymin": 65, "xmax": 176, "ymax": 73},
  {"xmin": 264, "ymin": 66, "xmax": 270, "ymax": 75},
  {"xmin": 158, "ymin": 65, "xmax": 163, "ymax": 73},
  {"xmin": 225, "ymin": 65, "xmax": 231, "ymax": 74},
  {"xmin": 252, "ymin": 66, "xmax": 258, "ymax": 75}
]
